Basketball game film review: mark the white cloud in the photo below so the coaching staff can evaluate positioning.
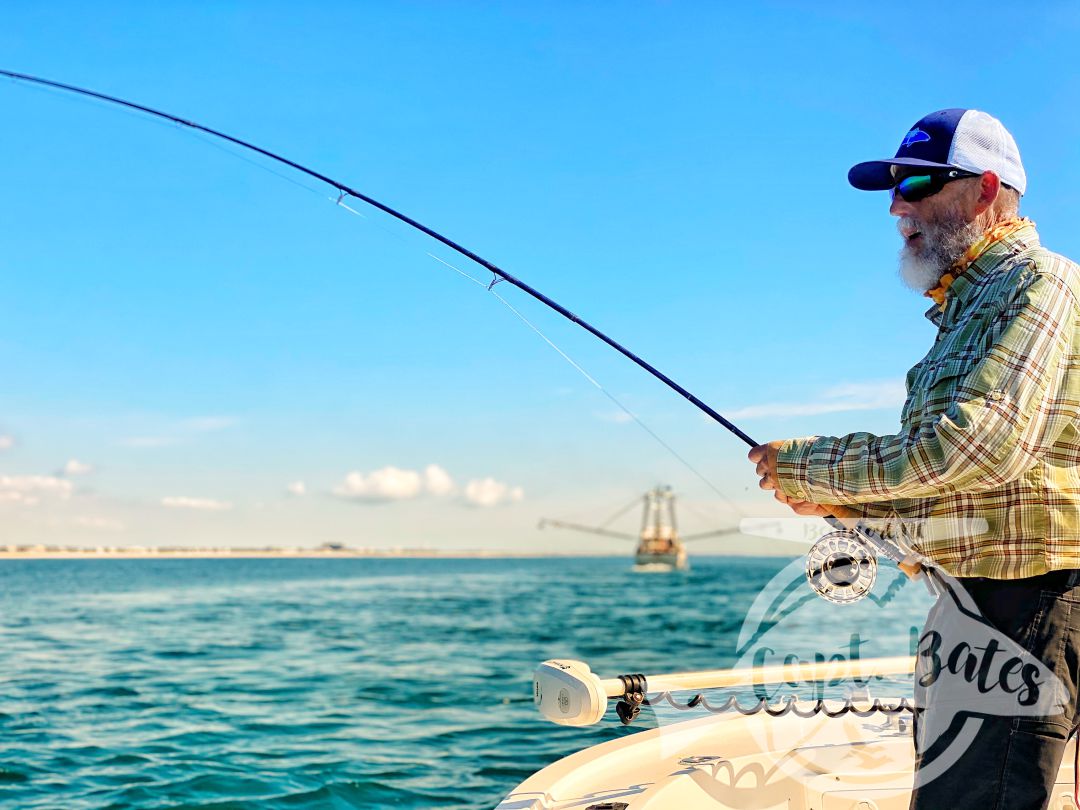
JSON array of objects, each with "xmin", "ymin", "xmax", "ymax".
[
  {"xmin": 334, "ymin": 466, "xmax": 424, "ymax": 502},
  {"xmin": 596, "ymin": 410, "xmax": 634, "ymax": 424},
  {"xmin": 423, "ymin": 464, "xmax": 456, "ymax": 496},
  {"xmin": 62, "ymin": 459, "xmax": 94, "ymax": 477},
  {"xmin": 333, "ymin": 464, "xmax": 520, "ymax": 507},
  {"xmin": 334, "ymin": 464, "xmax": 459, "ymax": 502},
  {"xmin": 0, "ymin": 435, "xmax": 13, "ymax": 451},
  {"xmin": 161, "ymin": 496, "xmax": 232, "ymax": 512},
  {"xmin": 73, "ymin": 516, "xmax": 126, "ymax": 532},
  {"xmin": 286, "ymin": 481, "xmax": 307, "ymax": 497},
  {"xmin": 725, "ymin": 380, "xmax": 906, "ymax": 419},
  {"xmin": 0, "ymin": 475, "xmax": 73, "ymax": 506},
  {"xmin": 463, "ymin": 478, "xmax": 525, "ymax": 508}
]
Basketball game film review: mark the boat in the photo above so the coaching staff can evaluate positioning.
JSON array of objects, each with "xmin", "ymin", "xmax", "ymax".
[
  {"xmin": 631, "ymin": 486, "xmax": 686, "ymax": 570},
  {"xmin": 499, "ymin": 656, "xmax": 1079, "ymax": 809},
  {"xmin": 539, "ymin": 486, "xmax": 737, "ymax": 571}
]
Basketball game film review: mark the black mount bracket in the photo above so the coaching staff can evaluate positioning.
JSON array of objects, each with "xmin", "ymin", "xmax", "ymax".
[{"xmin": 615, "ymin": 673, "xmax": 648, "ymax": 725}]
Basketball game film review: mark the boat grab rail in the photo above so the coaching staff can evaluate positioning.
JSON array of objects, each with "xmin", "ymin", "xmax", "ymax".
[{"xmin": 533, "ymin": 656, "xmax": 916, "ymax": 727}]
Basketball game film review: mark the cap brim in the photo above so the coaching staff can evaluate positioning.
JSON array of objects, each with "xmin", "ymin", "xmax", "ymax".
[{"xmin": 848, "ymin": 157, "xmax": 957, "ymax": 190}]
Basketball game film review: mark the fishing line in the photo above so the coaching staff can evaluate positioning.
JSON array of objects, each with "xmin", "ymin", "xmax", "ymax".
[
  {"xmin": 487, "ymin": 287, "xmax": 738, "ymax": 506},
  {"xmin": 679, "ymin": 496, "xmax": 754, "ymax": 535},
  {"xmin": 334, "ymin": 190, "xmax": 502, "ymax": 296},
  {"xmin": 13, "ymin": 66, "xmax": 733, "ymax": 503},
  {"xmin": 6, "ymin": 73, "xmax": 327, "ymax": 201},
  {"xmin": 331, "ymin": 195, "xmax": 490, "ymax": 289},
  {"xmin": 2, "ymin": 69, "xmax": 931, "ymax": 604},
  {"xmin": 0, "ymin": 68, "xmax": 758, "ymax": 448},
  {"xmin": 185, "ymin": 128, "xmax": 327, "ymax": 198},
  {"xmin": 3, "ymin": 68, "xmax": 754, "ymax": 524},
  {"xmin": 422, "ymin": 251, "xmax": 491, "ymax": 289},
  {"xmin": 325, "ymin": 171, "xmax": 739, "ymax": 503},
  {"xmin": 331, "ymin": 176, "xmax": 742, "ymax": 509}
]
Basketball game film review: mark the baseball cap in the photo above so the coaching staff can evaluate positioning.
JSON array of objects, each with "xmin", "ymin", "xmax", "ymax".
[{"xmin": 848, "ymin": 108, "xmax": 1027, "ymax": 195}]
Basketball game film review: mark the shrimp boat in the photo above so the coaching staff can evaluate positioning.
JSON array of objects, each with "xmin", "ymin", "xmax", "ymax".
[
  {"xmin": 631, "ymin": 486, "xmax": 686, "ymax": 570},
  {"xmin": 499, "ymin": 656, "xmax": 1079, "ymax": 810},
  {"xmin": 539, "ymin": 486, "xmax": 737, "ymax": 571}
]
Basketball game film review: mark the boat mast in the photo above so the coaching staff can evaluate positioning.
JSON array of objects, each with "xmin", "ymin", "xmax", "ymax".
[
  {"xmin": 665, "ymin": 486, "xmax": 678, "ymax": 543},
  {"xmin": 637, "ymin": 486, "xmax": 680, "ymax": 552}
]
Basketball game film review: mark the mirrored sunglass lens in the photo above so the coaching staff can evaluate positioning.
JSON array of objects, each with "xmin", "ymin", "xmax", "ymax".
[{"xmin": 896, "ymin": 175, "xmax": 934, "ymax": 201}]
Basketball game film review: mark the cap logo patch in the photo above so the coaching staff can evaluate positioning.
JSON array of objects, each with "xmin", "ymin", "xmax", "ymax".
[{"xmin": 902, "ymin": 127, "xmax": 931, "ymax": 148}]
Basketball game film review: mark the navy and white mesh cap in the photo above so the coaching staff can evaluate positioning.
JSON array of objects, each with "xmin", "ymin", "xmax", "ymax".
[{"xmin": 848, "ymin": 108, "xmax": 1027, "ymax": 195}]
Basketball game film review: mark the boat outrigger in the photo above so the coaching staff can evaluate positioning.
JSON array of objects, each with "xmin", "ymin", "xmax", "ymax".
[{"xmin": 539, "ymin": 486, "xmax": 738, "ymax": 571}]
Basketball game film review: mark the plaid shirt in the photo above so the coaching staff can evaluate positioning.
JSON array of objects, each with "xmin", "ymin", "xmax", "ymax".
[{"xmin": 776, "ymin": 222, "xmax": 1080, "ymax": 578}]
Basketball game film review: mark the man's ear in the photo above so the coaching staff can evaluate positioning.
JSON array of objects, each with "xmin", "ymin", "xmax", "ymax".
[{"xmin": 973, "ymin": 171, "xmax": 1001, "ymax": 216}]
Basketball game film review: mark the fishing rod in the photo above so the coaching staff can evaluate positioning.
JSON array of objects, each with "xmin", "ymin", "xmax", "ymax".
[
  {"xmin": 0, "ymin": 67, "xmax": 755, "ymax": 448},
  {"xmin": 0, "ymin": 69, "xmax": 931, "ymax": 603}
]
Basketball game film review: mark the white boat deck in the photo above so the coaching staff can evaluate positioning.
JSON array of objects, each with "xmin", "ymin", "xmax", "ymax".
[{"xmin": 499, "ymin": 705, "xmax": 1079, "ymax": 810}]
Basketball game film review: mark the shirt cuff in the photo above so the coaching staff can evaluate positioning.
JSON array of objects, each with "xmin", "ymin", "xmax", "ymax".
[{"xmin": 775, "ymin": 436, "xmax": 818, "ymax": 500}]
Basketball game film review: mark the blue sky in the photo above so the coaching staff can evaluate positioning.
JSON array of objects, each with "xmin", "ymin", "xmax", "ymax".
[{"xmin": 2, "ymin": 2, "xmax": 1079, "ymax": 550}]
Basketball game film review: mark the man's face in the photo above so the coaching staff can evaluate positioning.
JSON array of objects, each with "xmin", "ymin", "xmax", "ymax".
[{"xmin": 889, "ymin": 169, "xmax": 983, "ymax": 293}]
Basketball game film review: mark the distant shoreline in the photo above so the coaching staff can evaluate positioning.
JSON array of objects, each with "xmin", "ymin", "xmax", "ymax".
[
  {"xmin": 0, "ymin": 548, "xmax": 800, "ymax": 560},
  {"xmin": 0, "ymin": 549, "xmax": 604, "ymax": 560}
]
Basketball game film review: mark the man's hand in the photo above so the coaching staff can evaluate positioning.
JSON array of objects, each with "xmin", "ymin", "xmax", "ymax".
[
  {"xmin": 748, "ymin": 441, "xmax": 784, "ymax": 493},
  {"xmin": 748, "ymin": 441, "xmax": 857, "ymax": 520},
  {"xmin": 747, "ymin": 441, "xmax": 923, "ymax": 579},
  {"xmin": 748, "ymin": 440, "xmax": 817, "ymax": 512}
]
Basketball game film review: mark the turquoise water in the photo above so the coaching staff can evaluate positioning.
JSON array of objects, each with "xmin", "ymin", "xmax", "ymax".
[{"xmin": 0, "ymin": 556, "xmax": 927, "ymax": 809}]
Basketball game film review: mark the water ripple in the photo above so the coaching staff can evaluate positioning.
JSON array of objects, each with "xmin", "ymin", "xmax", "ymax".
[{"xmin": 0, "ymin": 556, "xmax": 927, "ymax": 808}]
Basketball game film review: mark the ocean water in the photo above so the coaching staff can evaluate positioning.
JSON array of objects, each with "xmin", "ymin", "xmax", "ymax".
[{"xmin": 0, "ymin": 556, "xmax": 929, "ymax": 809}]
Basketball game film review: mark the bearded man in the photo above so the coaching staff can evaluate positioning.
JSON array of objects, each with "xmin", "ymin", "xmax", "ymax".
[{"xmin": 748, "ymin": 109, "xmax": 1080, "ymax": 809}]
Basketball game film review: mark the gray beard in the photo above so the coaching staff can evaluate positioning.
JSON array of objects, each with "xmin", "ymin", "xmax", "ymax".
[{"xmin": 897, "ymin": 212, "xmax": 985, "ymax": 293}]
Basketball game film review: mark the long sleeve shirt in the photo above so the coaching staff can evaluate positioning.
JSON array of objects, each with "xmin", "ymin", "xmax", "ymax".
[{"xmin": 775, "ymin": 222, "xmax": 1080, "ymax": 578}]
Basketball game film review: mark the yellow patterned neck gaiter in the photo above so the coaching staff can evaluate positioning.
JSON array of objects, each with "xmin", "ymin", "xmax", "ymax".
[{"xmin": 924, "ymin": 217, "xmax": 1033, "ymax": 310}]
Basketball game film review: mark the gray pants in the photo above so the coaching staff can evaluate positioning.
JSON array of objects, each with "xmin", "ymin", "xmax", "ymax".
[{"xmin": 910, "ymin": 570, "xmax": 1080, "ymax": 810}]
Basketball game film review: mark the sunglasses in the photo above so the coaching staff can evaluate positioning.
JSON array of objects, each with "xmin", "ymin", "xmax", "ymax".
[{"xmin": 892, "ymin": 169, "xmax": 980, "ymax": 202}]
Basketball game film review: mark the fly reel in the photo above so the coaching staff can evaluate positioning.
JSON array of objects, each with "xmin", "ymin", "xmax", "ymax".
[{"xmin": 805, "ymin": 529, "xmax": 877, "ymax": 604}]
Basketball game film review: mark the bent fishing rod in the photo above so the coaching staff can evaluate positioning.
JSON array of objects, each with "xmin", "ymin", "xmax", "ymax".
[
  {"xmin": 0, "ymin": 67, "xmax": 754, "ymax": 449},
  {"xmin": 1, "ymin": 69, "xmax": 928, "ymax": 599}
]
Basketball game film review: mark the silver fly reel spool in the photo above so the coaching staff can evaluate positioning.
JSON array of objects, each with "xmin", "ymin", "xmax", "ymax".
[{"xmin": 805, "ymin": 529, "xmax": 878, "ymax": 604}]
